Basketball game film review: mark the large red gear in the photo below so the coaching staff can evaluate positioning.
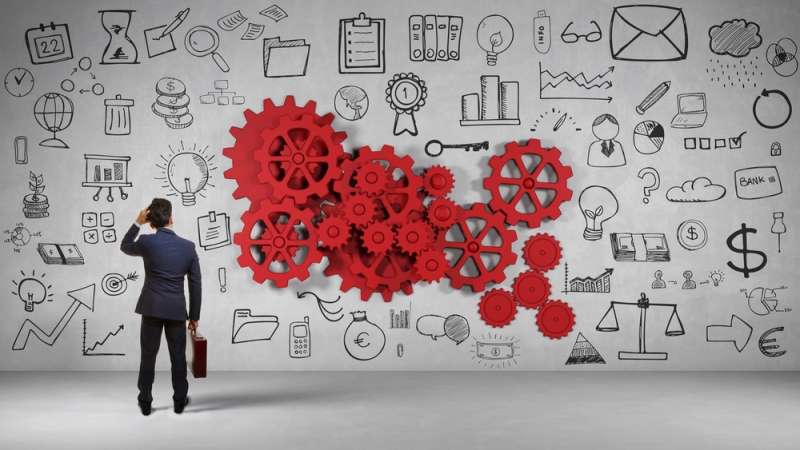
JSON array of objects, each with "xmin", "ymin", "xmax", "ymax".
[
  {"xmin": 334, "ymin": 145, "xmax": 423, "ymax": 226},
  {"xmin": 536, "ymin": 300, "xmax": 575, "ymax": 339},
  {"xmin": 434, "ymin": 203, "xmax": 518, "ymax": 292},
  {"xmin": 234, "ymin": 198, "xmax": 322, "ymax": 288},
  {"xmin": 224, "ymin": 97, "xmax": 339, "ymax": 211},
  {"xmin": 254, "ymin": 114, "xmax": 346, "ymax": 204},
  {"xmin": 523, "ymin": 233, "xmax": 563, "ymax": 272},
  {"xmin": 316, "ymin": 215, "xmax": 351, "ymax": 250},
  {"xmin": 483, "ymin": 139, "xmax": 573, "ymax": 228},
  {"xmin": 423, "ymin": 166, "xmax": 455, "ymax": 198},
  {"xmin": 395, "ymin": 220, "xmax": 434, "ymax": 255},
  {"xmin": 350, "ymin": 250, "xmax": 419, "ymax": 302},
  {"xmin": 512, "ymin": 270, "xmax": 552, "ymax": 309},
  {"xmin": 478, "ymin": 289, "xmax": 518, "ymax": 328},
  {"xmin": 413, "ymin": 248, "xmax": 449, "ymax": 283},
  {"xmin": 425, "ymin": 197, "xmax": 460, "ymax": 231},
  {"xmin": 360, "ymin": 221, "xmax": 396, "ymax": 254}
]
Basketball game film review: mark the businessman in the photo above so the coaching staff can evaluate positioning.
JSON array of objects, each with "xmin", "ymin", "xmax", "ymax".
[{"xmin": 120, "ymin": 198, "xmax": 201, "ymax": 416}]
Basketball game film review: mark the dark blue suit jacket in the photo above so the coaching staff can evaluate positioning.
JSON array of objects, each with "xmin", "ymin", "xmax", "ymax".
[{"xmin": 120, "ymin": 224, "xmax": 202, "ymax": 321}]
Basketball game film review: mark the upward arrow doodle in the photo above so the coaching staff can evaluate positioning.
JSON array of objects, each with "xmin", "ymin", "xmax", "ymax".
[{"xmin": 13, "ymin": 284, "xmax": 95, "ymax": 351}]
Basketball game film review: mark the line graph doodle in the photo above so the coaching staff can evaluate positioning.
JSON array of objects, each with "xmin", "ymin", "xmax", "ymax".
[
  {"xmin": 12, "ymin": 284, "xmax": 95, "ymax": 351},
  {"xmin": 539, "ymin": 62, "xmax": 613, "ymax": 102},
  {"xmin": 82, "ymin": 320, "xmax": 125, "ymax": 356}
]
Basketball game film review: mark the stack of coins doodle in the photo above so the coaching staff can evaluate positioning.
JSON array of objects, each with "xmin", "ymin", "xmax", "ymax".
[
  {"xmin": 23, "ymin": 193, "xmax": 49, "ymax": 218},
  {"xmin": 151, "ymin": 77, "xmax": 193, "ymax": 129}
]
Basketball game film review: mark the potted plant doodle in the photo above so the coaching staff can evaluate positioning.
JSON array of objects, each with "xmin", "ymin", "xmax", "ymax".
[{"xmin": 23, "ymin": 172, "xmax": 49, "ymax": 218}]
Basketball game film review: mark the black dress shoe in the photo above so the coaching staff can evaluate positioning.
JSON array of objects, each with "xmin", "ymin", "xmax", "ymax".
[
  {"xmin": 138, "ymin": 401, "xmax": 151, "ymax": 416},
  {"xmin": 174, "ymin": 396, "xmax": 190, "ymax": 414}
]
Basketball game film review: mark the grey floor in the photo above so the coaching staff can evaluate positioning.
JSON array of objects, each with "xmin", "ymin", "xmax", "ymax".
[{"xmin": 0, "ymin": 372, "xmax": 798, "ymax": 450}]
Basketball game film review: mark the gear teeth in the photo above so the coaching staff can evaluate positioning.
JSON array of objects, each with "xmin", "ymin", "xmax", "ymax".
[
  {"xmin": 512, "ymin": 270, "xmax": 552, "ymax": 310},
  {"xmin": 536, "ymin": 299, "xmax": 575, "ymax": 339},
  {"xmin": 478, "ymin": 288, "xmax": 518, "ymax": 328}
]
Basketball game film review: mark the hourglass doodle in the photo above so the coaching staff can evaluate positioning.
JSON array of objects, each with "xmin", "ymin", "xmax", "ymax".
[{"xmin": 99, "ymin": 10, "xmax": 139, "ymax": 65}]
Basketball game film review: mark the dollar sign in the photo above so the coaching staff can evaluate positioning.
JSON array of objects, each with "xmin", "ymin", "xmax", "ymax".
[
  {"xmin": 686, "ymin": 226, "xmax": 698, "ymax": 241},
  {"xmin": 168, "ymin": 97, "xmax": 178, "ymax": 105},
  {"xmin": 726, "ymin": 223, "xmax": 767, "ymax": 279},
  {"xmin": 491, "ymin": 347, "xmax": 500, "ymax": 357},
  {"xmin": 166, "ymin": 81, "xmax": 175, "ymax": 92}
]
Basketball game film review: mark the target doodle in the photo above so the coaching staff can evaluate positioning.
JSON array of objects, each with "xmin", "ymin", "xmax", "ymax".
[{"xmin": 101, "ymin": 272, "xmax": 138, "ymax": 296}]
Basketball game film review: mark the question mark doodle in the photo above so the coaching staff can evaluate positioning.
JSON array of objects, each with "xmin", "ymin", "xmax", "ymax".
[{"xmin": 637, "ymin": 167, "xmax": 660, "ymax": 204}]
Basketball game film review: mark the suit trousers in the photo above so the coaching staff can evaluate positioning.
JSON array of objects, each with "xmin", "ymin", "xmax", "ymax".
[{"xmin": 137, "ymin": 315, "xmax": 188, "ymax": 405}]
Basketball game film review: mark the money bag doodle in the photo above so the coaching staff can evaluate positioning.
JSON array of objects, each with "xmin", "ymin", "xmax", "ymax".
[
  {"xmin": 343, "ymin": 311, "xmax": 385, "ymax": 361},
  {"xmin": 726, "ymin": 223, "xmax": 767, "ymax": 279}
]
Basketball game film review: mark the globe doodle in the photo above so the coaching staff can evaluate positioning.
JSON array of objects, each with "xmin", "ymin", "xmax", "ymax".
[{"xmin": 34, "ymin": 92, "xmax": 74, "ymax": 148}]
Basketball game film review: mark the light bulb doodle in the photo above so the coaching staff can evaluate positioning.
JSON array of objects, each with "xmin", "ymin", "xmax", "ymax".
[
  {"xmin": 155, "ymin": 142, "xmax": 216, "ymax": 206},
  {"xmin": 709, "ymin": 270, "xmax": 724, "ymax": 286},
  {"xmin": 637, "ymin": 167, "xmax": 660, "ymax": 204},
  {"xmin": 579, "ymin": 186, "xmax": 618, "ymax": 241},
  {"xmin": 12, "ymin": 270, "xmax": 52, "ymax": 312},
  {"xmin": 477, "ymin": 15, "xmax": 514, "ymax": 66}
]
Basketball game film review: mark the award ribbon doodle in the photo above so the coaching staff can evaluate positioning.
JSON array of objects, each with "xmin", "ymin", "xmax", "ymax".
[{"xmin": 385, "ymin": 73, "xmax": 427, "ymax": 136}]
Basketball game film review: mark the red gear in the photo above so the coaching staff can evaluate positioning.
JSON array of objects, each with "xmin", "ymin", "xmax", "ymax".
[
  {"xmin": 339, "ymin": 192, "xmax": 377, "ymax": 228},
  {"xmin": 334, "ymin": 145, "xmax": 423, "ymax": 226},
  {"xmin": 414, "ymin": 248, "xmax": 449, "ymax": 283},
  {"xmin": 478, "ymin": 289, "xmax": 518, "ymax": 328},
  {"xmin": 360, "ymin": 221, "xmax": 396, "ymax": 255},
  {"xmin": 434, "ymin": 203, "xmax": 518, "ymax": 292},
  {"xmin": 523, "ymin": 233, "xmax": 563, "ymax": 272},
  {"xmin": 316, "ymin": 215, "xmax": 351, "ymax": 250},
  {"xmin": 354, "ymin": 161, "xmax": 389, "ymax": 196},
  {"xmin": 536, "ymin": 300, "xmax": 576, "ymax": 339},
  {"xmin": 422, "ymin": 165, "xmax": 455, "ymax": 198},
  {"xmin": 483, "ymin": 139, "xmax": 573, "ymax": 228},
  {"xmin": 224, "ymin": 97, "xmax": 340, "ymax": 211},
  {"xmin": 234, "ymin": 198, "xmax": 322, "ymax": 288},
  {"xmin": 322, "ymin": 241, "xmax": 383, "ymax": 302},
  {"xmin": 395, "ymin": 220, "xmax": 434, "ymax": 255},
  {"xmin": 254, "ymin": 114, "xmax": 346, "ymax": 205},
  {"xmin": 350, "ymin": 250, "xmax": 419, "ymax": 302},
  {"xmin": 512, "ymin": 270, "xmax": 551, "ymax": 309},
  {"xmin": 425, "ymin": 197, "xmax": 460, "ymax": 231}
]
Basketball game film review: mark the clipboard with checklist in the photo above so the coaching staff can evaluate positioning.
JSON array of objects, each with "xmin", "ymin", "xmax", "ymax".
[
  {"xmin": 197, "ymin": 211, "xmax": 231, "ymax": 250},
  {"xmin": 339, "ymin": 12, "xmax": 385, "ymax": 73}
]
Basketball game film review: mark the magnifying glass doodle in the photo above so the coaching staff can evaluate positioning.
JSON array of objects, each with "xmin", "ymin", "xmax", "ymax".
[{"xmin": 184, "ymin": 26, "xmax": 229, "ymax": 72}]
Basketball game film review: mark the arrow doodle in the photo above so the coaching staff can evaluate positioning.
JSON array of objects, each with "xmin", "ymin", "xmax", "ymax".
[
  {"xmin": 706, "ymin": 315, "xmax": 753, "ymax": 352},
  {"xmin": 297, "ymin": 291, "xmax": 343, "ymax": 322},
  {"xmin": 83, "ymin": 321, "xmax": 125, "ymax": 356},
  {"xmin": 13, "ymin": 284, "xmax": 95, "ymax": 351}
]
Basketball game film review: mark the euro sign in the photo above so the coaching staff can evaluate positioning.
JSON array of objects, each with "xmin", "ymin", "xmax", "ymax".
[{"xmin": 726, "ymin": 223, "xmax": 767, "ymax": 278}]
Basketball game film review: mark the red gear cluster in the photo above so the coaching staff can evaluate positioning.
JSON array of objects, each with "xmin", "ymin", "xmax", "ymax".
[{"xmin": 224, "ymin": 98, "xmax": 574, "ymax": 303}]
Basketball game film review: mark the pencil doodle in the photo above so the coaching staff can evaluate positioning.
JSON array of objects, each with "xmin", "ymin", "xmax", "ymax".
[
  {"xmin": 709, "ymin": 19, "xmax": 762, "ymax": 57},
  {"xmin": 297, "ymin": 291, "xmax": 343, "ymax": 322},
  {"xmin": 199, "ymin": 80, "xmax": 245, "ymax": 106},
  {"xmin": 565, "ymin": 333, "xmax": 606, "ymax": 365},
  {"xmin": 746, "ymin": 287, "xmax": 791, "ymax": 316},
  {"xmin": 289, "ymin": 317, "xmax": 310, "ymax": 358},
  {"xmin": 334, "ymin": 86, "xmax": 369, "ymax": 121},
  {"xmin": 539, "ymin": 63, "xmax": 613, "ymax": 102},
  {"xmin": 588, "ymin": 114, "xmax": 625, "ymax": 167},
  {"xmin": 82, "ymin": 154, "xmax": 131, "ymax": 202},
  {"xmin": 344, "ymin": 311, "xmax": 385, "ymax": 361},
  {"xmin": 667, "ymin": 177, "xmax": 726, "ymax": 202},
  {"xmin": 386, "ymin": 73, "xmax": 427, "ymax": 135},
  {"xmin": 12, "ymin": 270, "xmax": 52, "ymax": 312},
  {"xmin": 260, "ymin": 5, "xmax": 288, "ymax": 22},
  {"xmin": 82, "ymin": 320, "xmax": 125, "ymax": 356},
  {"xmin": 636, "ymin": 81, "xmax": 670, "ymax": 114},
  {"xmin": 151, "ymin": 77, "xmax": 193, "ymax": 129},
  {"xmin": 409, "ymin": 15, "xmax": 462, "ymax": 62},
  {"xmin": 424, "ymin": 140, "xmax": 488, "ymax": 157},
  {"xmin": 677, "ymin": 219, "xmax": 708, "ymax": 251},
  {"xmin": 99, "ymin": 10, "xmax": 139, "ymax": 64},
  {"xmin": 752, "ymin": 89, "xmax": 792, "ymax": 129},
  {"xmin": 477, "ymin": 15, "xmax": 513, "ymax": 66},
  {"xmin": 734, "ymin": 166, "xmax": 782, "ymax": 200},
  {"xmin": 707, "ymin": 315, "xmax": 752, "ymax": 353},
  {"xmin": 767, "ymin": 38, "xmax": 797, "ymax": 77},
  {"xmin": 143, "ymin": 8, "xmax": 188, "ymax": 58},
  {"xmin": 232, "ymin": 309, "xmax": 279, "ymax": 344},
  {"xmin": 460, "ymin": 75, "xmax": 519, "ymax": 126},
  {"xmin": 671, "ymin": 93, "xmax": 708, "ymax": 129},
  {"xmin": 561, "ymin": 21, "xmax": 602, "ymax": 44},
  {"xmin": 771, "ymin": 212, "xmax": 786, "ymax": 253},
  {"xmin": 264, "ymin": 36, "xmax": 310, "ymax": 77},
  {"xmin": 34, "ymin": 92, "xmax": 73, "ymax": 148},
  {"xmin": 470, "ymin": 333, "xmax": 520, "ymax": 369},
  {"xmin": 25, "ymin": 22, "xmax": 73, "ymax": 65},
  {"xmin": 218, "ymin": 10, "xmax": 247, "ymax": 31},
  {"xmin": 759, "ymin": 327, "xmax": 786, "ymax": 357},
  {"xmin": 534, "ymin": 11, "xmax": 551, "ymax": 54},
  {"xmin": 416, "ymin": 314, "xmax": 470, "ymax": 345},
  {"xmin": 579, "ymin": 186, "xmax": 618, "ymax": 240},
  {"xmin": 185, "ymin": 25, "xmax": 229, "ymax": 72},
  {"xmin": 23, "ymin": 172, "xmax": 49, "ymax": 219},
  {"xmin": 340, "ymin": 13, "xmax": 385, "ymax": 73},
  {"xmin": 13, "ymin": 284, "xmax": 94, "ymax": 351},
  {"xmin": 101, "ymin": 272, "xmax": 137, "ymax": 296},
  {"xmin": 726, "ymin": 223, "xmax": 767, "ymax": 279},
  {"xmin": 610, "ymin": 5, "xmax": 687, "ymax": 62},
  {"xmin": 156, "ymin": 142, "xmax": 216, "ymax": 205},
  {"xmin": 5, "ymin": 68, "xmax": 34, "ymax": 98}
]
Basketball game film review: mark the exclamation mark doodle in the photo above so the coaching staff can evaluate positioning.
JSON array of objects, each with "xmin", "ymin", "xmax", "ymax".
[{"xmin": 219, "ymin": 267, "xmax": 226, "ymax": 293}]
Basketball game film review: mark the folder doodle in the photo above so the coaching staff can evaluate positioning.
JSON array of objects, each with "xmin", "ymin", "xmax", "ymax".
[{"xmin": 232, "ymin": 309, "xmax": 280, "ymax": 344}]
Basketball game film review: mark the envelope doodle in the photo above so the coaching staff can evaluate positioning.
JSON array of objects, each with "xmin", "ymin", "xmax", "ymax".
[{"xmin": 610, "ymin": 5, "xmax": 687, "ymax": 62}]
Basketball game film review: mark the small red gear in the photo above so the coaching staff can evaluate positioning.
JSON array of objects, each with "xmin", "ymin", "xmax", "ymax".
[
  {"xmin": 414, "ymin": 248, "xmax": 449, "ymax": 283},
  {"xmin": 254, "ymin": 114, "xmax": 347, "ymax": 204},
  {"xmin": 423, "ymin": 166, "xmax": 455, "ymax": 198},
  {"xmin": 425, "ymin": 197, "xmax": 460, "ymax": 231},
  {"xmin": 350, "ymin": 250, "xmax": 419, "ymax": 302},
  {"xmin": 536, "ymin": 300, "xmax": 575, "ymax": 339},
  {"xmin": 234, "ymin": 197, "xmax": 322, "ymax": 288},
  {"xmin": 478, "ymin": 289, "xmax": 518, "ymax": 328},
  {"xmin": 316, "ymin": 215, "xmax": 351, "ymax": 250},
  {"xmin": 224, "ymin": 97, "xmax": 340, "ymax": 211},
  {"xmin": 483, "ymin": 139, "xmax": 573, "ymax": 228},
  {"xmin": 434, "ymin": 203, "xmax": 518, "ymax": 292},
  {"xmin": 523, "ymin": 233, "xmax": 563, "ymax": 272},
  {"xmin": 339, "ymin": 192, "xmax": 377, "ymax": 228},
  {"xmin": 395, "ymin": 220, "xmax": 434, "ymax": 255},
  {"xmin": 354, "ymin": 161, "xmax": 389, "ymax": 196},
  {"xmin": 512, "ymin": 270, "xmax": 552, "ymax": 309},
  {"xmin": 360, "ymin": 222, "xmax": 396, "ymax": 255}
]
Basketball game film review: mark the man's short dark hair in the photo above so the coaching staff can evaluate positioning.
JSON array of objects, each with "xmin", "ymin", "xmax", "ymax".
[{"xmin": 147, "ymin": 198, "xmax": 172, "ymax": 228}]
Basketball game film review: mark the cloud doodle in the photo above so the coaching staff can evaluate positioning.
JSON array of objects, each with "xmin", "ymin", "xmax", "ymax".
[
  {"xmin": 667, "ymin": 177, "xmax": 727, "ymax": 202},
  {"xmin": 709, "ymin": 19, "xmax": 762, "ymax": 57}
]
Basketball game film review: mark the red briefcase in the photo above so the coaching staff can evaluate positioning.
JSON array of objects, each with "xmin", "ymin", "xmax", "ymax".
[{"xmin": 187, "ymin": 330, "xmax": 207, "ymax": 378}]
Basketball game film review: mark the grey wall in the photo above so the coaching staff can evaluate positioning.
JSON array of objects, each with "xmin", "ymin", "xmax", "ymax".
[{"xmin": 1, "ymin": 0, "xmax": 797, "ymax": 370}]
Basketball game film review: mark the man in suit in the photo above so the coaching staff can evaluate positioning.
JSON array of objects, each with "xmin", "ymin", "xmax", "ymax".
[{"xmin": 121, "ymin": 198, "xmax": 201, "ymax": 416}]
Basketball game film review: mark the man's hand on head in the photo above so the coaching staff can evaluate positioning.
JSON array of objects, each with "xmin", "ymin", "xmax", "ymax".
[{"xmin": 136, "ymin": 209, "xmax": 150, "ymax": 226}]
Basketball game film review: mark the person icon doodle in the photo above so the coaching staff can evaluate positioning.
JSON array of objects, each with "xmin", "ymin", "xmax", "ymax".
[
  {"xmin": 587, "ymin": 114, "xmax": 626, "ymax": 167},
  {"xmin": 682, "ymin": 270, "xmax": 696, "ymax": 290},
  {"xmin": 651, "ymin": 270, "xmax": 666, "ymax": 289}
]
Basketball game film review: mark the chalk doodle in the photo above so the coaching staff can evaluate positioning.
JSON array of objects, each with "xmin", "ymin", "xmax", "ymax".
[
  {"xmin": 470, "ymin": 333, "xmax": 520, "ymax": 369},
  {"xmin": 597, "ymin": 293, "xmax": 685, "ymax": 360},
  {"xmin": 13, "ymin": 284, "xmax": 94, "ymax": 351},
  {"xmin": 12, "ymin": 270, "xmax": 52, "ymax": 312},
  {"xmin": 82, "ymin": 320, "xmax": 124, "ymax": 356},
  {"xmin": 477, "ymin": 15, "xmax": 513, "ymax": 66},
  {"xmin": 565, "ymin": 333, "xmax": 606, "ymax": 365},
  {"xmin": 344, "ymin": 311, "xmax": 385, "ymax": 361}
]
